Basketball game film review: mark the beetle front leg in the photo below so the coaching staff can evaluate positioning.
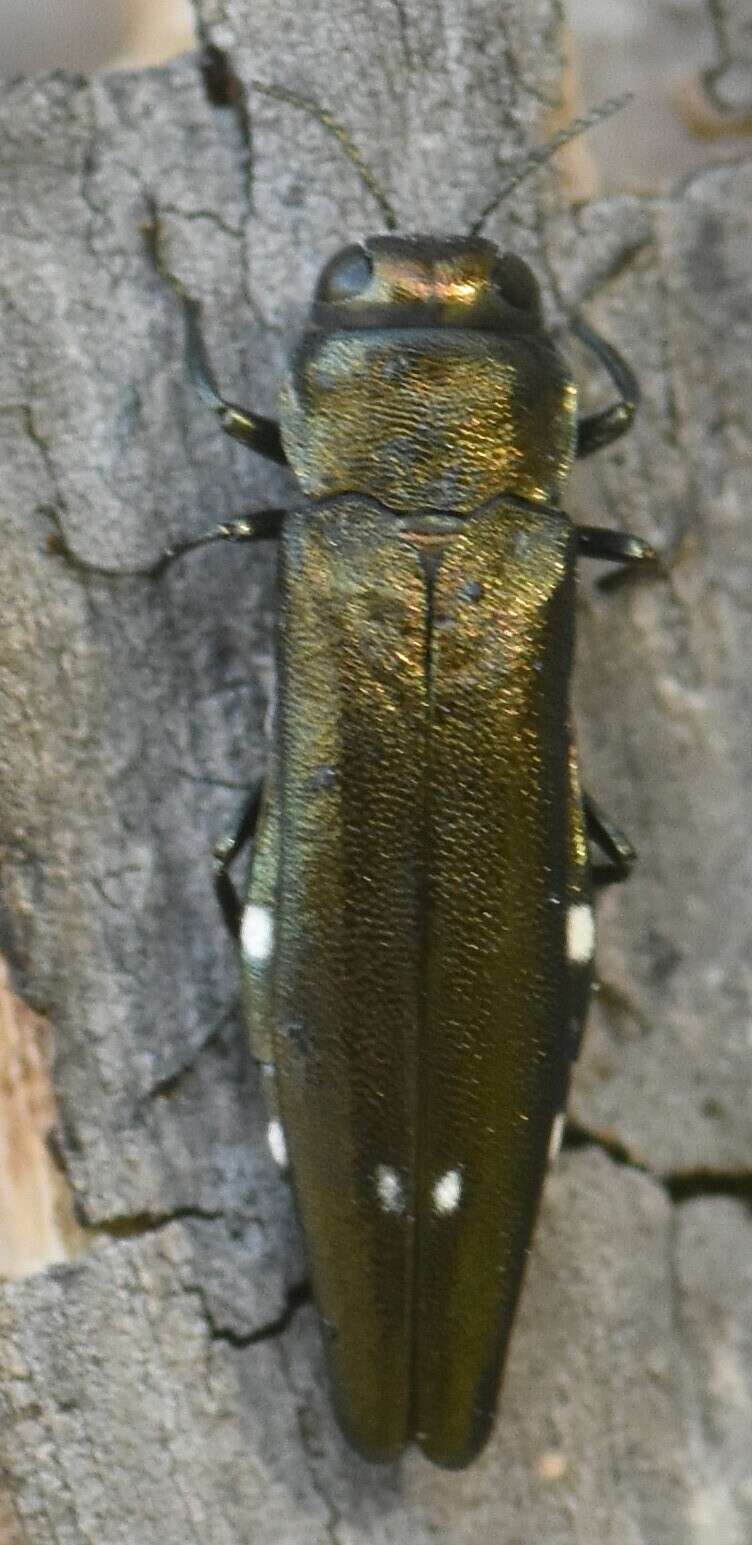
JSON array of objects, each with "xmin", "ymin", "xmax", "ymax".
[
  {"xmin": 571, "ymin": 314, "xmax": 639, "ymax": 460},
  {"xmin": 213, "ymin": 780, "xmax": 264, "ymax": 940},
  {"xmin": 584, "ymin": 792, "xmax": 636, "ymax": 889},
  {"xmin": 179, "ymin": 288, "xmax": 288, "ymax": 466},
  {"xmin": 45, "ymin": 505, "xmax": 284, "ymax": 580}
]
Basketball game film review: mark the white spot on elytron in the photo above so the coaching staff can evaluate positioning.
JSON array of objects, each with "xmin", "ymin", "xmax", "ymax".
[
  {"xmin": 432, "ymin": 1168, "xmax": 462, "ymax": 1215},
  {"xmin": 548, "ymin": 1112, "xmax": 566, "ymax": 1165},
  {"xmin": 240, "ymin": 904, "xmax": 274, "ymax": 964},
  {"xmin": 566, "ymin": 903, "xmax": 595, "ymax": 965},
  {"xmin": 375, "ymin": 1165, "xmax": 404, "ymax": 1214},
  {"xmin": 267, "ymin": 1120, "xmax": 288, "ymax": 1169}
]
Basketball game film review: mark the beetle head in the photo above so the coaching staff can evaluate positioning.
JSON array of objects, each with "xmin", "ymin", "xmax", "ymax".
[{"xmin": 310, "ymin": 236, "xmax": 544, "ymax": 334}]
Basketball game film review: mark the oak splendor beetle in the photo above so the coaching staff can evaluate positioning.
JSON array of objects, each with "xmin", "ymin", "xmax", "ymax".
[{"xmin": 52, "ymin": 97, "xmax": 656, "ymax": 1468}]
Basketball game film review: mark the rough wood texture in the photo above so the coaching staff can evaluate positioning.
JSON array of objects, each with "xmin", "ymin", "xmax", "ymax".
[{"xmin": 0, "ymin": 1, "xmax": 750, "ymax": 1539}]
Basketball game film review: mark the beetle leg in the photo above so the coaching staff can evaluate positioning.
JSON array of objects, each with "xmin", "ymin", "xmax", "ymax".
[
  {"xmin": 145, "ymin": 511, "xmax": 285, "ymax": 577},
  {"xmin": 45, "ymin": 504, "xmax": 284, "ymax": 580},
  {"xmin": 180, "ymin": 289, "xmax": 287, "ymax": 465},
  {"xmin": 576, "ymin": 525, "xmax": 657, "ymax": 568},
  {"xmin": 584, "ymin": 792, "xmax": 636, "ymax": 888},
  {"xmin": 571, "ymin": 314, "xmax": 639, "ymax": 459},
  {"xmin": 213, "ymin": 780, "xmax": 264, "ymax": 939}
]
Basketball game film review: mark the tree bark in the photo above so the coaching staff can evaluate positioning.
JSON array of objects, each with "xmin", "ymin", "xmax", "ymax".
[{"xmin": 1, "ymin": 1, "xmax": 751, "ymax": 1539}]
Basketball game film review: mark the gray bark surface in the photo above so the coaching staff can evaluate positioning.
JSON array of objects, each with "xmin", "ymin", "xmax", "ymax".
[{"xmin": 0, "ymin": 1, "xmax": 750, "ymax": 1539}]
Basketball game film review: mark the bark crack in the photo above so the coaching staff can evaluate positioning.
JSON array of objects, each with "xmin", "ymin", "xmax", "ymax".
[
  {"xmin": 192, "ymin": 30, "xmax": 252, "ymax": 200},
  {"xmin": 386, "ymin": 0, "xmax": 414, "ymax": 73},
  {"xmin": 87, "ymin": 1204, "xmax": 227, "ymax": 1240},
  {"xmin": 564, "ymin": 1119, "xmax": 752, "ymax": 1209},
  {"xmin": 198, "ymin": 1275, "xmax": 311, "ymax": 1349},
  {"xmin": 144, "ymin": 1005, "xmax": 238, "ymax": 1102},
  {"xmin": 2, "ymin": 403, "xmax": 65, "ymax": 514},
  {"xmin": 159, "ymin": 200, "xmax": 243, "ymax": 241},
  {"xmin": 193, "ymin": 39, "xmax": 278, "ymax": 333}
]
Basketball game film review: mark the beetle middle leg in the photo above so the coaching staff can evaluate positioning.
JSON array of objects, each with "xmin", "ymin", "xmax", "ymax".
[
  {"xmin": 213, "ymin": 780, "xmax": 264, "ymax": 939},
  {"xmin": 576, "ymin": 516, "xmax": 663, "ymax": 594},
  {"xmin": 584, "ymin": 792, "xmax": 635, "ymax": 889},
  {"xmin": 45, "ymin": 505, "xmax": 283, "ymax": 581},
  {"xmin": 144, "ymin": 510, "xmax": 284, "ymax": 577},
  {"xmin": 576, "ymin": 524, "xmax": 656, "ymax": 569}
]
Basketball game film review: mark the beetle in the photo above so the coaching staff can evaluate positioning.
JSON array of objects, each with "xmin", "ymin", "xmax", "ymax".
[{"xmin": 50, "ymin": 98, "xmax": 657, "ymax": 1467}]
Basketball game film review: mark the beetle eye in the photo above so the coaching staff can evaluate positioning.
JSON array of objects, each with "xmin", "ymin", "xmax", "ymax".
[
  {"xmin": 316, "ymin": 246, "xmax": 374, "ymax": 303},
  {"xmin": 490, "ymin": 253, "xmax": 540, "ymax": 312}
]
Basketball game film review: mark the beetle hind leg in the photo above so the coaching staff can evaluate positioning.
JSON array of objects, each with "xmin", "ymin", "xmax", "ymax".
[
  {"xmin": 232, "ymin": 764, "xmax": 284, "ymax": 1155},
  {"xmin": 216, "ymin": 781, "xmax": 288, "ymax": 1174},
  {"xmin": 585, "ymin": 792, "xmax": 636, "ymax": 888},
  {"xmin": 213, "ymin": 780, "xmax": 264, "ymax": 939}
]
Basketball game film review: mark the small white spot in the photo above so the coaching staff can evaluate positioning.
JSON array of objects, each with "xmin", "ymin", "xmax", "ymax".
[
  {"xmin": 432, "ymin": 1168, "xmax": 462, "ymax": 1215},
  {"xmin": 375, "ymin": 1164, "xmax": 404, "ymax": 1214},
  {"xmin": 241, "ymin": 904, "xmax": 274, "ymax": 964},
  {"xmin": 567, "ymin": 903, "xmax": 595, "ymax": 964},
  {"xmin": 267, "ymin": 1120, "xmax": 288, "ymax": 1169},
  {"xmin": 548, "ymin": 1111, "xmax": 566, "ymax": 1165}
]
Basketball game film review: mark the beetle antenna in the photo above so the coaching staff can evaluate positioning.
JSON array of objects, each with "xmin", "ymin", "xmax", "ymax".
[
  {"xmin": 250, "ymin": 80, "xmax": 398, "ymax": 231},
  {"xmin": 468, "ymin": 93, "xmax": 633, "ymax": 237}
]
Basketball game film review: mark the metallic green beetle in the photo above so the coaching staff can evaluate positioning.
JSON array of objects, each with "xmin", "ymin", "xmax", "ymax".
[
  {"xmin": 147, "ymin": 226, "xmax": 655, "ymax": 1468},
  {"xmin": 50, "ymin": 205, "xmax": 655, "ymax": 1462}
]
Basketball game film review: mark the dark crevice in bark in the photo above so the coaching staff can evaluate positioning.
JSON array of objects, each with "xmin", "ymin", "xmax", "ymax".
[
  {"xmin": 276, "ymin": 1334, "xmax": 342, "ymax": 1545},
  {"xmin": 565, "ymin": 1119, "xmax": 752, "ymax": 1209},
  {"xmin": 145, "ymin": 1005, "xmax": 238, "ymax": 1102},
  {"xmin": 196, "ymin": 36, "xmax": 253, "ymax": 190},
  {"xmin": 199, "ymin": 42, "xmax": 246, "ymax": 116},
  {"xmin": 386, "ymin": 0, "xmax": 414, "ymax": 74},
  {"xmin": 140, "ymin": 190, "xmax": 165, "ymax": 272},
  {"xmin": 564, "ymin": 1117, "xmax": 635, "ymax": 1167},
  {"xmin": 203, "ymin": 1276, "xmax": 312, "ymax": 1348},
  {"xmin": 664, "ymin": 1169, "xmax": 752, "ymax": 1207},
  {"xmin": 87, "ymin": 1204, "xmax": 226, "ymax": 1239}
]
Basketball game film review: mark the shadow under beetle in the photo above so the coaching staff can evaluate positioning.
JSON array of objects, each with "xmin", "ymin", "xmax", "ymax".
[{"xmin": 51, "ymin": 100, "xmax": 658, "ymax": 1468}]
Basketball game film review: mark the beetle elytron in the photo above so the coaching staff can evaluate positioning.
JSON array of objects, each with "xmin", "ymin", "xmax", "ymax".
[{"xmin": 52, "ymin": 100, "xmax": 656, "ymax": 1467}]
